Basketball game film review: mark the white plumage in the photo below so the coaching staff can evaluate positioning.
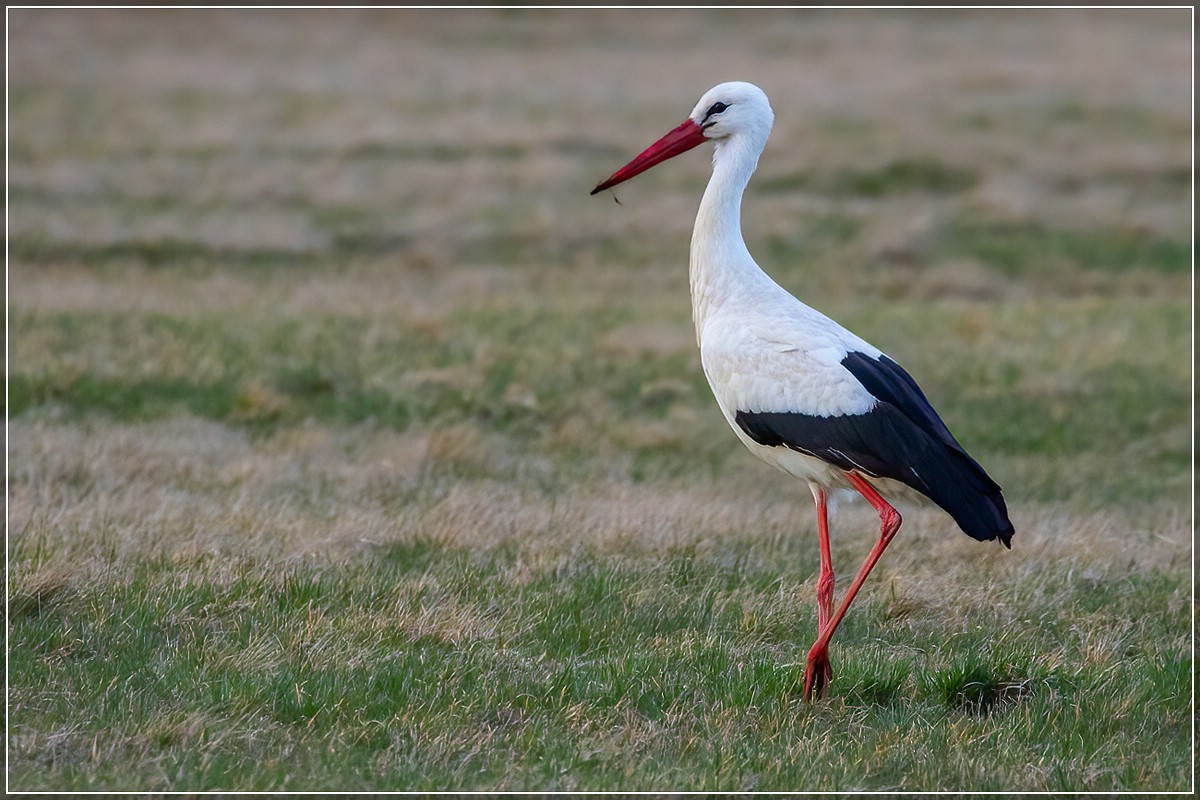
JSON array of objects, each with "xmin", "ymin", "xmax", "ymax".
[{"xmin": 593, "ymin": 81, "xmax": 1013, "ymax": 700}]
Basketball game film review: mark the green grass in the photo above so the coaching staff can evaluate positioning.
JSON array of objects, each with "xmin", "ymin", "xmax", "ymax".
[
  {"xmin": 936, "ymin": 219, "xmax": 1191, "ymax": 276},
  {"xmin": 757, "ymin": 158, "xmax": 979, "ymax": 197},
  {"xmin": 10, "ymin": 297, "xmax": 1188, "ymax": 506},
  {"xmin": 10, "ymin": 545, "xmax": 1190, "ymax": 791},
  {"xmin": 7, "ymin": 6, "xmax": 1193, "ymax": 793}
]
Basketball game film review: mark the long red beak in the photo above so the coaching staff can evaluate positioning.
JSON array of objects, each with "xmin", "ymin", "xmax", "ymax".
[{"xmin": 590, "ymin": 119, "xmax": 707, "ymax": 195}]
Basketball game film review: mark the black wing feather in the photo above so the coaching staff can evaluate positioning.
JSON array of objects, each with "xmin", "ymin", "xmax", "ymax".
[{"xmin": 735, "ymin": 352, "xmax": 1014, "ymax": 547}]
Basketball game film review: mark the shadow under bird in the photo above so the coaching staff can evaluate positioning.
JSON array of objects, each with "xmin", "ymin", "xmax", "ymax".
[{"xmin": 591, "ymin": 81, "xmax": 1014, "ymax": 701}]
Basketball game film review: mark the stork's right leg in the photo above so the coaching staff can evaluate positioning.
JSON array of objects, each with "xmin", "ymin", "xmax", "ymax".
[{"xmin": 807, "ymin": 484, "xmax": 835, "ymax": 695}]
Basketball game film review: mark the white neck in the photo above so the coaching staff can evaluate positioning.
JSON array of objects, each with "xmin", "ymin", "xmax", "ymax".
[{"xmin": 689, "ymin": 134, "xmax": 771, "ymax": 341}]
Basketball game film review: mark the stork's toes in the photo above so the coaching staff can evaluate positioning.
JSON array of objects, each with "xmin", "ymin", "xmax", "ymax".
[{"xmin": 803, "ymin": 648, "xmax": 833, "ymax": 701}]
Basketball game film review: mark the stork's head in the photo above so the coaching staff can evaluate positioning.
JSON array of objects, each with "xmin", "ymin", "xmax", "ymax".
[
  {"xmin": 591, "ymin": 81, "xmax": 774, "ymax": 195},
  {"xmin": 688, "ymin": 81, "xmax": 774, "ymax": 143}
]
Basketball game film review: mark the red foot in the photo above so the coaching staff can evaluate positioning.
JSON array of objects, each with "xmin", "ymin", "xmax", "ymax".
[{"xmin": 803, "ymin": 646, "xmax": 833, "ymax": 701}]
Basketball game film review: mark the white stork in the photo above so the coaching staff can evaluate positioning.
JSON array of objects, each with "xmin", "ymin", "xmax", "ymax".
[{"xmin": 592, "ymin": 81, "xmax": 1014, "ymax": 700}]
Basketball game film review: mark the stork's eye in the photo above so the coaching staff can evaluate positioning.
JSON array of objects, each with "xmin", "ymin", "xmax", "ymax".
[{"xmin": 703, "ymin": 102, "xmax": 729, "ymax": 122}]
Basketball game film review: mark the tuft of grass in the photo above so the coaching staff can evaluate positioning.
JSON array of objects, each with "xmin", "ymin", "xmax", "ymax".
[
  {"xmin": 9, "ymin": 564, "xmax": 79, "ymax": 618},
  {"xmin": 924, "ymin": 652, "xmax": 1035, "ymax": 715}
]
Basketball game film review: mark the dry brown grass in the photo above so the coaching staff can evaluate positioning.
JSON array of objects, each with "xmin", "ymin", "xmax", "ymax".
[
  {"xmin": 10, "ymin": 9, "xmax": 1191, "ymax": 310},
  {"xmin": 10, "ymin": 413, "xmax": 1187, "ymax": 578}
]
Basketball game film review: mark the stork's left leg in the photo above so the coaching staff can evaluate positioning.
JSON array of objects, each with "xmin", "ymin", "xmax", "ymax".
[{"xmin": 803, "ymin": 471, "xmax": 902, "ymax": 701}]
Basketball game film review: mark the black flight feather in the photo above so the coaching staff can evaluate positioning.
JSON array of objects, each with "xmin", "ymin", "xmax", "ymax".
[{"xmin": 735, "ymin": 352, "xmax": 1014, "ymax": 547}]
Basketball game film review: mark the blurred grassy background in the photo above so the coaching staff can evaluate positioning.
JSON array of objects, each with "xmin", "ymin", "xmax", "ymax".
[{"xmin": 7, "ymin": 8, "xmax": 1192, "ymax": 792}]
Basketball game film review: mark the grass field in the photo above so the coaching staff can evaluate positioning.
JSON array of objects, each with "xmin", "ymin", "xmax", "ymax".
[{"xmin": 7, "ymin": 8, "xmax": 1194, "ymax": 792}]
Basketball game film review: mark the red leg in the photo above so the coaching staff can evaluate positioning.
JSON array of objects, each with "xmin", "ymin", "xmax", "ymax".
[
  {"xmin": 803, "ymin": 472, "xmax": 902, "ymax": 701},
  {"xmin": 808, "ymin": 484, "xmax": 835, "ymax": 690}
]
